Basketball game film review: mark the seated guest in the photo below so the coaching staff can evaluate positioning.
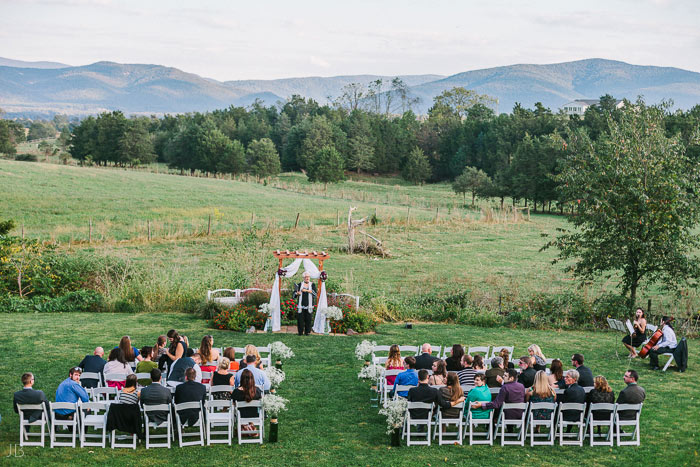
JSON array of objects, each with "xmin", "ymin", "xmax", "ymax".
[
  {"xmin": 140, "ymin": 369, "xmax": 172, "ymax": 424},
  {"xmin": 623, "ymin": 307, "xmax": 647, "ymax": 358},
  {"xmin": 168, "ymin": 353, "xmax": 196, "ymax": 386},
  {"xmin": 78, "ymin": 347, "xmax": 106, "ymax": 389},
  {"xmin": 617, "ymin": 370, "xmax": 646, "ymax": 420},
  {"xmin": 444, "ymin": 344, "xmax": 465, "ymax": 372},
  {"xmin": 472, "ymin": 354, "xmax": 486, "ymax": 371},
  {"xmin": 211, "ymin": 358, "xmax": 235, "ymax": 400},
  {"xmin": 649, "ymin": 316, "xmax": 677, "ymax": 370},
  {"xmin": 466, "ymin": 374, "xmax": 492, "ymax": 419},
  {"xmin": 191, "ymin": 353, "xmax": 204, "ymax": 383},
  {"xmin": 587, "ymin": 375, "xmax": 615, "ymax": 422},
  {"xmin": 440, "ymin": 372, "xmax": 465, "ymax": 419},
  {"xmin": 119, "ymin": 374, "xmax": 140, "ymax": 404},
  {"xmin": 472, "ymin": 369, "xmax": 525, "ymax": 420},
  {"xmin": 571, "ymin": 353, "xmax": 594, "ymax": 387},
  {"xmin": 104, "ymin": 348, "xmax": 133, "ymax": 389},
  {"xmin": 457, "ymin": 355, "xmax": 476, "ymax": 387},
  {"xmin": 233, "ymin": 369, "xmax": 263, "ymax": 431},
  {"xmin": 155, "ymin": 335, "xmax": 169, "ymax": 372},
  {"xmin": 500, "ymin": 348, "xmax": 515, "ymax": 369},
  {"xmin": 527, "ymin": 345, "xmax": 547, "ymax": 371},
  {"xmin": 239, "ymin": 344, "xmax": 264, "ymax": 370},
  {"xmin": 198, "ymin": 335, "xmax": 219, "ymax": 384},
  {"xmin": 135, "ymin": 346, "xmax": 158, "ymax": 386},
  {"xmin": 14, "ymin": 372, "xmax": 49, "ymax": 423},
  {"xmin": 428, "ymin": 360, "xmax": 448, "ymax": 386},
  {"xmin": 561, "ymin": 369, "xmax": 586, "ymax": 425},
  {"xmin": 174, "ymin": 368, "xmax": 207, "ymax": 426},
  {"xmin": 223, "ymin": 347, "xmax": 240, "ymax": 372},
  {"xmin": 55, "ymin": 367, "xmax": 89, "ymax": 419},
  {"xmin": 235, "ymin": 355, "xmax": 271, "ymax": 391},
  {"xmin": 407, "ymin": 369, "xmax": 458, "ymax": 420},
  {"xmin": 392, "ymin": 356, "xmax": 418, "ymax": 398},
  {"xmin": 118, "ymin": 335, "xmax": 143, "ymax": 363},
  {"xmin": 548, "ymin": 359, "xmax": 566, "ymax": 389},
  {"xmin": 414, "ymin": 343, "xmax": 439, "ymax": 370},
  {"xmin": 165, "ymin": 329, "xmax": 188, "ymax": 363},
  {"xmin": 526, "ymin": 370, "xmax": 556, "ymax": 429},
  {"xmin": 517, "ymin": 356, "xmax": 536, "ymax": 388},
  {"xmin": 485, "ymin": 356, "xmax": 505, "ymax": 388},
  {"xmin": 385, "ymin": 345, "xmax": 403, "ymax": 385}
]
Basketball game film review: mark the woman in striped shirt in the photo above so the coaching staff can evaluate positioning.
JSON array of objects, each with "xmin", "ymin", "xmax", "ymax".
[{"xmin": 119, "ymin": 374, "xmax": 140, "ymax": 404}]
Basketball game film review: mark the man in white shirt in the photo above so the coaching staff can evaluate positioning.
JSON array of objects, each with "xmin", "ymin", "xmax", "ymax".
[
  {"xmin": 649, "ymin": 316, "xmax": 677, "ymax": 370},
  {"xmin": 235, "ymin": 355, "xmax": 271, "ymax": 391}
]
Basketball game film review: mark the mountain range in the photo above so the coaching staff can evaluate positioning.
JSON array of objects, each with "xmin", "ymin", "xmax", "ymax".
[{"xmin": 1, "ymin": 57, "xmax": 699, "ymax": 118}]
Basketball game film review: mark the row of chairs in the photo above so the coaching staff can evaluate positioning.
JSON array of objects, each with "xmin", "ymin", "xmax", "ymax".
[
  {"xmin": 112, "ymin": 345, "xmax": 273, "ymax": 372},
  {"xmin": 89, "ymin": 385, "xmax": 264, "ymax": 404},
  {"xmin": 402, "ymin": 401, "xmax": 642, "ymax": 447},
  {"xmin": 16, "ymin": 399, "xmax": 265, "ymax": 449},
  {"xmin": 371, "ymin": 345, "xmax": 515, "ymax": 363}
]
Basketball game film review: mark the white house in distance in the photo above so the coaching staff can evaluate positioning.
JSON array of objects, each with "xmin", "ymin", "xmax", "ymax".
[{"xmin": 561, "ymin": 99, "xmax": 624, "ymax": 116}]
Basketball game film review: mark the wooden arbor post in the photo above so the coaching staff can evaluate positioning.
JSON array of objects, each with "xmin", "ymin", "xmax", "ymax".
[{"xmin": 272, "ymin": 250, "xmax": 331, "ymax": 297}]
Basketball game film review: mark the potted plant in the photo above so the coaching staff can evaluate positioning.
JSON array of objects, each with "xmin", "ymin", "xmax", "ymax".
[
  {"xmin": 379, "ymin": 399, "xmax": 408, "ymax": 446},
  {"xmin": 264, "ymin": 366, "xmax": 285, "ymax": 394},
  {"xmin": 270, "ymin": 341, "xmax": 294, "ymax": 369},
  {"xmin": 355, "ymin": 339, "xmax": 376, "ymax": 366},
  {"xmin": 262, "ymin": 394, "xmax": 288, "ymax": 443},
  {"xmin": 321, "ymin": 306, "xmax": 343, "ymax": 334},
  {"xmin": 358, "ymin": 363, "xmax": 383, "ymax": 407}
]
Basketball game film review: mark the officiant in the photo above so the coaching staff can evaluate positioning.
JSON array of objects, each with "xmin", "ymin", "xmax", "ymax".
[{"xmin": 294, "ymin": 271, "xmax": 317, "ymax": 336}]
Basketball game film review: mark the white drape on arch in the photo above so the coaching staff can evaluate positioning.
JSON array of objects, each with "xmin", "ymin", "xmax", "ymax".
[{"xmin": 268, "ymin": 258, "xmax": 328, "ymax": 332}]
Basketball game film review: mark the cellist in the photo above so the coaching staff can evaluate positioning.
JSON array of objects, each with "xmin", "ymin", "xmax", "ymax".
[{"xmin": 649, "ymin": 316, "xmax": 677, "ymax": 370}]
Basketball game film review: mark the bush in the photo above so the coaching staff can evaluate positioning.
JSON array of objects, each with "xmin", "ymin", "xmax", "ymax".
[
  {"xmin": 14, "ymin": 154, "xmax": 38, "ymax": 162},
  {"xmin": 0, "ymin": 289, "xmax": 106, "ymax": 313},
  {"xmin": 211, "ymin": 303, "xmax": 267, "ymax": 332},
  {"xmin": 329, "ymin": 302, "xmax": 380, "ymax": 334}
]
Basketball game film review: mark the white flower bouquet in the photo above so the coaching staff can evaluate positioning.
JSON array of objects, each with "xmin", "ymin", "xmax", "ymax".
[
  {"xmin": 355, "ymin": 340, "xmax": 376, "ymax": 361},
  {"xmin": 322, "ymin": 305, "xmax": 343, "ymax": 321},
  {"xmin": 258, "ymin": 303, "xmax": 273, "ymax": 315},
  {"xmin": 262, "ymin": 394, "xmax": 289, "ymax": 418},
  {"xmin": 270, "ymin": 341, "xmax": 295, "ymax": 360},
  {"xmin": 264, "ymin": 366, "xmax": 286, "ymax": 389},
  {"xmin": 357, "ymin": 363, "xmax": 383, "ymax": 381},
  {"xmin": 378, "ymin": 398, "xmax": 408, "ymax": 434}
]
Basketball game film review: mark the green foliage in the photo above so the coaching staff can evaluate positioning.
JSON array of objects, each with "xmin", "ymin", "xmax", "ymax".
[
  {"xmin": 452, "ymin": 166, "xmax": 491, "ymax": 206},
  {"xmin": 0, "ymin": 289, "xmax": 106, "ymax": 313},
  {"xmin": 211, "ymin": 303, "xmax": 267, "ymax": 331},
  {"xmin": 401, "ymin": 146, "xmax": 431, "ymax": 184},
  {"xmin": 0, "ymin": 119, "xmax": 25, "ymax": 155},
  {"xmin": 27, "ymin": 120, "xmax": 56, "ymax": 141},
  {"xmin": 247, "ymin": 138, "xmax": 281, "ymax": 178},
  {"xmin": 14, "ymin": 153, "xmax": 38, "ymax": 162},
  {"xmin": 306, "ymin": 146, "xmax": 345, "ymax": 185},
  {"xmin": 0, "ymin": 218, "xmax": 14, "ymax": 236}
]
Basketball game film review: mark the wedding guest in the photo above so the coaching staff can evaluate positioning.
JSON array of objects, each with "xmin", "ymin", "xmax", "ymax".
[
  {"xmin": 472, "ymin": 354, "xmax": 486, "ymax": 371},
  {"xmin": 587, "ymin": 375, "xmax": 615, "ymax": 424},
  {"xmin": 457, "ymin": 355, "xmax": 477, "ymax": 387},
  {"xmin": 78, "ymin": 347, "xmax": 106, "ymax": 389},
  {"xmin": 119, "ymin": 375, "xmax": 140, "ymax": 404},
  {"xmin": 500, "ymin": 348, "xmax": 515, "ymax": 369},
  {"xmin": 165, "ymin": 329, "xmax": 188, "ymax": 363},
  {"xmin": 211, "ymin": 358, "xmax": 235, "ymax": 400},
  {"xmin": 439, "ymin": 373, "xmax": 465, "ymax": 419},
  {"xmin": 385, "ymin": 344, "xmax": 403, "ymax": 385},
  {"xmin": 414, "ymin": 343, "xmax": 439, "ymax": 370},
  {"xmin": 168, "ymin": 353, "xmax": 196, "ymax": 386},
  {"xmin": 223, "ymin": 347, "xmax": 240, "ymax": 372},
  {"xmin": 140, "ymin": 369, "xmax": 171, "ymax": 424},
  {"xmin": 472, "ymin": 369, "xmax": 525, "ymax": 420},
  {"xmin": 517, "ymin": 356, "xmax": 536, "ymax": 388},
  {"xmin": 233, "ymin": 369, "xmax": 263, "ymax": 431},
  {"xmin": 617, "ymin": 370, "xmax": 646, "ymax": 420},
  {"xmin": 392, "ymin": 356, "xmax": 418, "ymax": 398},
  {"xmin": 104, "ymin": 347, "xmax": 133, "ymax": 389},
  {"xmin": 135, "ymin": 346, "xmax": 158, "ymax": 386},
  {"xmin": 239, "ymin": 344, "xmax": 264, "ymax": 370},
  {"xmin": 174, "ymin": 368, "xmax": 207, "ymax": 426},
  {"xmin": 561, "ymin": 369, "xmax": 586, "ymax": 425},
  {"xmin": 526, "ymin": 371, "xmax": 556, "ymax": 428},
  {"xmin": 485, "ymin": 356, "xmax": 505, "ymax": 388},
  {"xmin": 407, "ymin": 370, "xmax": 456, "ymax": 420},
  {"xmin": 155, "ymin": 335, "xmax": 169, "ymax": 372},
  {"xmin": 235, "ymin": 355, "xmax": 271, "ymax": 391},
  {"xmin": 198, "ymin": 335, "xmax": 219, "ymax": 384},
  {"xmin": 55, "ymin": 367, "xmax": 89, "ymax": 419},
  {"xmin": 13, "ymin": 372, "xmax": 49, "ymax": 423},
  {"xmin": 118, "ymin": 335, "xmax": 143, "ymax": 363},
  {"xmin": 548, "ymin": 359, "xmax": 566, "ymax": 389},
  {"xmin": 571, "ymin": 354, "xmax": 594, "ymax": 387},
  {"xmin": 466, "ymin": 374, "xmax": 492, "ymax": 419},
  {"xmin": 428, "ymin": 360, "xmax": 448, "ymax": 386},
  {"xmin": 527, "ymin": 344, "xmax": 547, "ymax": 371},
  {"xmin": 444, "ymin": 344, "xmax": 465, "ymax": 371}
]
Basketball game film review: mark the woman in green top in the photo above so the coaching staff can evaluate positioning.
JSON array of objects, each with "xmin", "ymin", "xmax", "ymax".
[
  {"xmin": 466, "ymin": 373, "xmax": 492, "ymax": 419},
  {"xmin": 135, "ymin": 346, "xmax": 158, "ymax": 386}
]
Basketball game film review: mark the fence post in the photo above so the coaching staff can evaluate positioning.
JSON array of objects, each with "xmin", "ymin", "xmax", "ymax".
[
  {"xmin": 147, "ymin": 220, "xmax": 151, "ymax": 241},
  {"xmin": 407, "ymin": 207, "xmax": 410, "ymax": 225},
  {"xmin": 294, "ymin": 213, "xmax": 300, "ymax": 230},
  {"xmin": 207, "ymin": 214, "xmax": 211, "ymax": 235},
  {"xmin": 435, "ymin": 208, "xmax": 439, "ymax": 223},
  {"xmin": 647, "ymin": 298, "xmax": 652, "ymax": 314},
  {"xmin": 21, "ymin": 223, "xmax": 24, "ymax": 239},
  {"xmin": 88, "ymin": 218, "xmax": 92, "ymax": 244},
  {"xmin": 251, "ymin": 212, "xmax": 255, "ymax": 226},
  {"xmin": 336, "ymin": 210, "xmax": 340, "ymax": 226}
]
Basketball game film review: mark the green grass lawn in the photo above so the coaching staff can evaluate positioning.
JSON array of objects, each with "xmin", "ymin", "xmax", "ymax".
[{"xmin": 0, "ymin": 313, "xmax": 697, "ymax": 466}]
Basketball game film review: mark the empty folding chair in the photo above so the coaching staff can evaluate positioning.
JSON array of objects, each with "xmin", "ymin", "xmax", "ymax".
[
  {"xmin": 585, "ymin": 403, "xmax": 615, "ymax": 446},
  {"xmin": 256, "ymin": 345, "xmax": 272, "ymax": 367},
  {"xmin": 174, "ymin": 401, "xmax": 205, "ymax": 447},
  {"xmin": 17, "ymin": 403, "xmax": 49, "ymax": 447},
  {"xmin": 495, "ymin": 402, "xmax": 528, "ymax": 446},
  {"xmin": 49, "ymin": 402, "xmax": 79, "ymax": 448},
  {"xmin": 371, "ymin": 345, "xmax": 391, "ymax": 364},
  {"xmin": 615, "ymin": 403, "xmax": 643, "ymax": 446},
  {"xmin": 209, "ymin": 385, "xmax": 234, "ymax": 401},
  {"xmin": 103, "ymin": 373, "xmax": 127, "ymax": 389},
  {"xmin": 434, "ymin": 404, "xmax": 463, "ymax": 445},
  {"xmin": 143, "ymin": 404, "xmax": 172, "ymax": 449},
  {"xmin": 468, "ymin": 346, "xmax": 490, "ymax": 357},
  {"xmin": 557, "ymin": 402, "xmax": 586, "ymax": 446},
  {"xmin": 464, "ymin": 403, "xmax": 494, "ymax": 445},
  {"xmin": 399, "ymin": 345, "xmax": 420, "ymax": 355},
  {"xmin": 236, "ymin": 400, "xmax": 264, "ymax": 444},
  {"xmin": 527, "ymin": 402, "xmax": 557, "ymax": 446},
  {"xmin": 403, "ymin": 402, "xmax": 433, "ymax": 446},
  {"xmin": 91, "ymin": 386, "xmax": 118, "ymax": 402},
  {"xmin": 374, "ymin": 356, "xmax": 388, "ymax": 365},
  {"xmin": 206, "ymin": 400, "xmax": 234, "ymax": 445},
  {"xmin": 80, "ymin": 372, "xmax": 103, "ymax": 389},
  {"xmin": 79, "ymin": 402, "xmax": 108, "ymax": 448}
]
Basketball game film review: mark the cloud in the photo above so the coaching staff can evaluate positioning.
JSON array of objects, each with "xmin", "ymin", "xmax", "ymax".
[{"xmin": 310, "ymin": 56, "xmax": 331, "ymax": 68}]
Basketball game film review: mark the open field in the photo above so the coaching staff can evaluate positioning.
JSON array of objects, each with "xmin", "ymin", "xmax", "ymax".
[{"xmin": 0, "ymin": 313, "xmax": 697, "ymax": 466}]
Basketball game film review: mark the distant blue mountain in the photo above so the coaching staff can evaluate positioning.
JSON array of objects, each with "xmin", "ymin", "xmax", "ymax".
[{"xmin": 0, "ymin": 57, "xmax": 698, "ymax": 118}]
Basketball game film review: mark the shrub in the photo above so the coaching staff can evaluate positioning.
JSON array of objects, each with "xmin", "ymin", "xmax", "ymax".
[
  {"xmin": 329, "ymin": 302, "xmax": 380, "ymax": 334},
  {"xmin": 211, "ymin": 303, "xmax": 267, "ymax": 332},
  {"xmin": 14, "ymin": 154, "xmax": 38, "ymax": 162},
  {"xmin": 0, "ymin": 289, "xmax": 106, "ymax": 313}
]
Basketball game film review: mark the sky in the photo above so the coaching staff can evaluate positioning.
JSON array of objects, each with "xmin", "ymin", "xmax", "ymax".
[{"xmin": 2, "ymin": 0, "xmax": 699, "ymax": 81}]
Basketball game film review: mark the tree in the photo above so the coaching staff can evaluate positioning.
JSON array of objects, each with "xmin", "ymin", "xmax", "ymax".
[
  {"xmin": 27, "ymin": 120, "xmax": 56, "ymax": 141},
  {"xmin": 307, "ymin": 146, "xmax": 345, "ymax": 187},
  {"xmin": 432, "ymin": 87, "xmax": 498, "ymax": 119},
  {"xmin": 452, "ymin": 166, "xmax": 491, "ymax": 206},
  {"xmin": 216, "ymin": 139, "xmax": 247, "ymax": 175},
  {"xmin": 544, "ymin": 99, "xmax": 700, "ymax": 308},
  {"xmin": 117, "ymin": 118, "xmax": 156, "ymax": 166},
  {"xmin": 37, "ymin": 140, "xmax": 57, "ymax": 161},
  {"xmin": 0, "ymin": 119, "xmax": 25, "ymax": 155},
  {"xmin": 247, "ymin": 138, "xmax": 281, "ymax": 179},
  {"xmin": 401, "ymin": 146, "xmax": 431, "ymax": 184}
]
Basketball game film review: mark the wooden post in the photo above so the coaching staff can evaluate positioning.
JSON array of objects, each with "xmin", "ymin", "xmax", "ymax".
[
  {"xmin": 407, "ymin": 207, "xmax": 410, "ymax": 225},
  {"xmin": 207, "ymin": 214, "xmax": 211, "ymax": 235},
  {"xmin": 21, "ymin": 223, "xmax": 24, "ymax": 239},
  {"xmin": 435, "ymin": 207, "xmax": 439, "ymax": 223},
  {"xmin": 278, "ymin": 258, "xmax": 283, "ymax": 296},
  {"xmin": 88, "ymin": 218, "xmax": 92, "ymax": 244},
  {"xmin": 336, "ymin": 210, "xmax": 340, "ymax": 226},
  {"xmin": 294, "ymin": 213, "xmax": 300, "ymax": 230},
  {"xmin": 147, "ymin": 220, "xmax": 151, "ymax": 241},
  {"xmin": 251, "ymin": 212, "xmax": 255, "ymax": 226},
  {"xmin": 318, "ymin": 259, "xmax": 324, "ymax": 295},
  {"xmin": 647, "ymin": 298, "xmax": 652, "ymax": 314}
]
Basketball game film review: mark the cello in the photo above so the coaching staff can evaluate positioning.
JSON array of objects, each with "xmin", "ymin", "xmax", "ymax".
[{"xmin": 638, "ymin": 317, "xmax": 672, "ymax": 358}]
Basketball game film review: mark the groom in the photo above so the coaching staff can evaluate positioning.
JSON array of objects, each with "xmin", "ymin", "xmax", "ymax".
[{"xmin": 294, "ymin": 271, "xmax": 317, "ymax": 335}]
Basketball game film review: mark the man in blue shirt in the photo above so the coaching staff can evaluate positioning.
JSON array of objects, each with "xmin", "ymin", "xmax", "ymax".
[
  {"xmin": 235, "ymin": 355, "xmax": 271, "ymax": 391},
  {"xmin": 55, "ymin": 367, "xmax": 89, "ymax": 419},
  {"xmin": 392, "ymin": 356, "xmax": 418, "ymax": 398}
]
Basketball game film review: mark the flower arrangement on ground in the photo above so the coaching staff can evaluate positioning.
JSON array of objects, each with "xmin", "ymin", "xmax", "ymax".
[
  {"xmin": 357, "ymin": 363, "xmax": 382, "ymax": 381},
  {"xmin": 355, "ymin": 339, "xmax": 376, "ymax": 361},
  {"xmin": 270, "ymin": 341, "xmax": 295, "ymax": 360},
  {"xmin": 378, "ymin": 398, "xmax": 408, "ymax": 435},
  {"xmin": 322, "ymin": 305, "xmax": 343, "ymax": 321},
  {"xmin": 264, "ymin": 366, "xmax": 286, "ymax": 390},
  {"xmin": 262, "ymin": 393, "xmax": 289, "ymax": 419},
  {"xmin": 258, "ymin": 303, "xmax": 273, "ymax": 315}
]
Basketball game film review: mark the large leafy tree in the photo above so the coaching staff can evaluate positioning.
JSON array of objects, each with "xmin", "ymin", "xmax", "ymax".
[
  {"xmin": 247, "ymin": 138, "xmax": 281, "ymax": 179},
  {"xmin": 453, "ymin": 166, "xmax": 491, "ymax": 206},
  {"xmin": 307, "ymin": 146, "xmax": 345, "ymax": 187},
  {"xmin": 401, "ymin": 146, "xmax": 432, "ymax": 185},
  {"xmin": 545, "ymin": 99, "xmax": 700, "ymax": 307}
]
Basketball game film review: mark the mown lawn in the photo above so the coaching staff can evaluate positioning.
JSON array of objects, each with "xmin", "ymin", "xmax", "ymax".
[{"xmin": 0, "ymin": 313, "xmax": 697, "ymax": 466}]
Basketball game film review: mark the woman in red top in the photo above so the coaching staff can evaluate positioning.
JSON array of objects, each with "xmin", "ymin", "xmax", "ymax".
[
  {"xmin": 384, "ymin": 344, "xmax": 403, "ymax": 385},
  {"xmin": 198, "ymin": 335, "xmax": 219, "ymax": 384}
]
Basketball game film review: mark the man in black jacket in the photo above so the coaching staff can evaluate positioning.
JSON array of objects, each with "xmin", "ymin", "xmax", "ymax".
[
  {"xmin": 407, "ymin": 370, "xmax": 454, "ymax": 420},
  {"xmin": 517, "ymin": 356, "xmax": 536, "ymax": 388},
  {"xmin": 140, "ymin": 369, "xmax": 172, "ymax": 425},
  {"xmin": 13, "ymin": 372, "xmax": 49, "ymax": 423},
  {"xmin": 294, "ymin": 271, "xmax": 317, "ymax": 336},
  {"xmin": 78, "ymin": 347, "xmax": 106, "ymax": 389},
  {"xmin": 571, "ymin": 354, "xmax": 594, "ymax": 387},
  {"xmin": 174, "ymin": 368, "xmax": 206, "ymax": 426},
  {"xmin": 616, "ymin": 370, "xmax": 645, "ymax": 420},
  {"xmin": 414, "ymin": 344, "xmax": 439, "ymax": 370},
  {"xmin": 562, "ymin": 369, "xmax": 586, "ymax": 430}
]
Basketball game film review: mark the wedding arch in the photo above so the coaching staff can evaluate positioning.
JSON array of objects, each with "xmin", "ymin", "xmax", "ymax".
[{"xmin": 268, "ymin": 250, "xmax": 330, "ymax": 333}]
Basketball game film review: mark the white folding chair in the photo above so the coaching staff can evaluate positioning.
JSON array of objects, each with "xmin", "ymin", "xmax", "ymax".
[
  {"xmin": 374, "ymin": 356, "xmax": 388, "ymax": 365},
  {"xmin": 80, "ymin": 372, "xmax": 103, "ymax": 389},
  {"xmin": 527, "ymin": 402, "xmax": 557, "ymax": 446},
  {"xmin": 206, "ymin": 400, "xmax": 234, "ymax": 445},
  {"xmin": 256, "ymin": 345, "xmax": 272, "ymax": 367},
  {"xmin": 489, "ymin": 346, "xmax": 514, "ymax": 359},
  {"xmin": 434, "ymin": 404, "xmax": 463, "ymax": 445},
  {"xmin": 381, "ymin": 370, "xmax": 402, "ymax": 406},
  {"xmin": 236, "ymin": 400, "xmax": 264, "ymax": 444},
  {"xmin": 615, "ymin": 403, "xmax": 643, "ymax": 446},
  {"xmin": 17, "ymin": 403, "xmax": 49, "ymax": 447},
  {"xmin": 174, "ymin": 401, "xmax": 205, "ymax": 447},
  {"xmin": 660, "ymin": 353, "xmax": 676, "ymax": 371},
  {"xmin": 79, "ymin": 402, "xmax": 108, "ymax": 448},
  {"xmin": 464, "ymin": 403, "xmax": 493, "ymax": 445},
  {"xmin": 49, "ymin": 402, "xmax": 79, "ymax": 448},
  {"xmin": 143, "ymin": 404, "xmax": 172, "ymax": 449},
  {"xmin": 468, "ymin": 346, "xmax": 490, "ymax": 357},
  {"xmin": 495, "ymin": 402, "xmax": 528, "ymax": 446},
  {"xmin": 91, "ymin": 386, "xmax": 118, "ymax": 402},
  {"xmin": 393, "ymin": 385, "xmax": 415, "ymax": 401},
  {"xmin": 557, "ymin": 402, "xmax": 586, "ymax": 446},
  {"xmin": 585, "ymin": 403, "xmax": 615, "ymax": 446},
  {"xmin": 201, "ymin": 371, "xmax": 213, "ymax": 385},
  {"xmin": 103, "ymin": 373, "xmax": 126, "ymax": 388},
  {"xmin": 404, "ymin": 402, "xmax": 433, "ymax": 446},
  {"xmin": 209, "ymin": 385, "xmax": 234, "ymax": 401},
  {"xmin": 426, "ymin": 345, "xmax": 442, "ymax": 356},
  {"xmin": 134, "ymin": 373, "xmax": 152, "ymax": 388},
  {"xmin": 233, "ymin": 347, "xmax": 247, "ymax": 355},
  {"xmin": 399, "ymin": 345, "xmax": 420, "ymax": 355},
  {"xmin": 371, "ymin": 345, "xmax": 391, "ymax": 364}
]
